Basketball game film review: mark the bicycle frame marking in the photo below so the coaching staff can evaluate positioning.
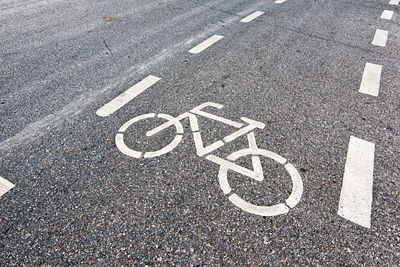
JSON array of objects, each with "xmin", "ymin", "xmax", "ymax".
[
  {"xmin": 115, "ymin": 102, "xmax": 303, "ymax": 216},
  {"xmin": 145, "ymin": 102, "xmax": 266, "ymax": 158}
]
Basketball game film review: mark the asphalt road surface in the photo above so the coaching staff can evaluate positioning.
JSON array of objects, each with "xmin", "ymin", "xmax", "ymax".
[{"xmin": 1, "ymin": 0, "xmax": 399, "ymax": 265}]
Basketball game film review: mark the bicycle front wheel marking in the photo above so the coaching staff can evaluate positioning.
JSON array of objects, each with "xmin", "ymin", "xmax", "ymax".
[
  {"xmin": 115, "ymin": 113, "xmax": 183, "ymax": 158},
  {"xmin": 218, "ymin": 148, "xmax": 303, "ymax": 217}
]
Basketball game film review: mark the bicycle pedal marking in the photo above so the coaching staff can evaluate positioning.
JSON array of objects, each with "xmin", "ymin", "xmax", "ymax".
[{"xmin": 115, "ymin": 102, "xmax": 304, "ymax": 216}]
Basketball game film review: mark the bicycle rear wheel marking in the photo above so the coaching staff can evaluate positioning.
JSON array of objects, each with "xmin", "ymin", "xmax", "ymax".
[
  {"xmin": 218, "ymin": 148, "xmax": 303, "ymax": 217},
  {"xmin": 116, "ymin": 113, "xmax": 183, "ymax": 158}
]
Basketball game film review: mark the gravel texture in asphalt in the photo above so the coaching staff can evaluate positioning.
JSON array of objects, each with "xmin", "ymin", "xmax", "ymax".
[{"xmin": 1, "ymin": 0, "xmax": 399, "ymax": 265}]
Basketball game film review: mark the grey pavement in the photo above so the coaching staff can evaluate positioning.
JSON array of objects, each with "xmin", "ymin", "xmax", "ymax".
[{"xmin": 1, "ymin": 0, "xmax": 399, "ymax": 265}]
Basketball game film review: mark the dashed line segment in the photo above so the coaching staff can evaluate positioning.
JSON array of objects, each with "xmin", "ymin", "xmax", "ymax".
[
  {"xmin": 359, "ymin": 63, "xmax": 382, "ymax": 97},
  {"xmin": 338, "ymin": 136, "xmax": 375, "ymax": 229},
  {"xmin": 96, "ymin": 75, "xmax": 161, "ymax": 117},
  {"xmin": 240, "ymin": 11, "xmax": 265, "ymax": 23},
  {"xmin": 189, "ymin": 35, "xmax": 224, "ymax": 54},
  {"xmin": 0, "ymin": 176, "xmax": 15, "ymax": 198},
  {"xmin": 381, "ymin": 10, "xmax": 394, "ymax": 20},
  {"xmin": 372, "ymin": 29, "xmax": 388, "ymax": 47}
]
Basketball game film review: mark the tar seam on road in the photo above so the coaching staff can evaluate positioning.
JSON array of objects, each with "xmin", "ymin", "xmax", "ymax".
[
  {"xmin": 189, "ymin": 35, "xmax": 224, "ymax": 54},
  {"xmin": 338, "ymin": 136, "xmax": 375, "ymax": 228},
  {"xmin": 96, "ymin": 75, "xmax": 161, "ymax": 117},
  {"xmin": 359, "ymin": 63, "xmax": 382, "ymax": 96},
  {"xmin": 0, "ymin": 176, "xmax": 15, "ymax": 198},
  {"xmin": 372, "ymin": 29, "xmax": 388, "ymax": 47}
]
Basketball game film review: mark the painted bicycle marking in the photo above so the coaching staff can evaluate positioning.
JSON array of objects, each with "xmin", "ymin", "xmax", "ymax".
[{"xmin": 115, "ymin": 102, "xmax": 303, "ymax": 216}]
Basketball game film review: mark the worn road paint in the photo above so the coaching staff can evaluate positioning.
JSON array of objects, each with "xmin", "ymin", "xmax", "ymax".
[
  {"xmin": 0, "ymin": 176, "xmax": 15, "ymax": 198},
  {"xmin": 189, "ymin": 35, "xmax": 224, "ymax": 54},
  {"xmin": 381, "ymin": 10, "xmax": 394, "ymax": 20},
  {"xmin": 372, "ymin": 29, "xmax": 388, "ymax": 47},
  {"xmin": 359, "ymin": 63, "xmax": 382, "ymax": 96},
  {"xmin": 338, "ymin": 136, "xmax": 375, "ymax": 228},
  {"xmin": 389, "ymin": 0, "xmax": 399, "ymax": 5},
  {"xmin": 240, "ymin": 11, "xmax": 265, "ymax": 23},
  {"xmin": 96, "ymin": 75, "xmax": 161, "ymax": 117}
]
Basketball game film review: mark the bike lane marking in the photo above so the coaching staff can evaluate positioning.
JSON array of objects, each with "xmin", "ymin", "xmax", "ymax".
[
  {"xmin": 372, "ymin": 29, "xmax": 388, "ymax": 47},
  {"xmin": 359, "ymin": 63, "xmax": 382, "ymax": 96},
  {"xmin": 389, "ymin": 0, "xmax": 399, "ymax": 5},
  {"xmin": 338, "ymin": 136, "xmax": 375, "ymax": 229},
  {"xmin": 0, "ymin": 176, "xmax": 15, "ymax": 198},
  {"xmin": 189, "ymin": 35, "xmax": 224, "ymax": 54},
  {"xmin": 96, "ymin": 75, "xmax": 161, "ymax": 117},
  {"xmin": 240, "ymin": 11, "xmax": 265, "ymax": 23},
  {"xmin": 381, "ymin": 10, "xmax": 394, "ymax": 20},
  {"xmin": 116, "ymin": 113, "xmax": 184, "ymax": 158}
]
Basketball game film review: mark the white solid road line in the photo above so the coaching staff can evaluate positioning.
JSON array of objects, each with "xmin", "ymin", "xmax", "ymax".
[
  {"xmin": 338, "ymin": 136, "xmax": 375, "ymax": 228},
  {"xmin": 0, "ymin": 176, "xmax": 15, "ymax": 198},
  {"xmin": 240, "ymin": 11, "xmax": 265, "ymax": 23},
  {"xmin": 189, "ymin": 35, "xmax": 224, "ymax": 54},
  {"xmin": 381, "ymin": 10, "xmax": 394, "ymax": 20},
  {"xmin": 96, "ymin": 75, "xmax": 161, "ymax": 117},
  {"xmin": 359, "ymin": 63, "xmax": 382, "ymax": 97},
  {"xmin": 275, "ymin": 0, "xmax": 287, "ymax": 3},
  {"xmin": 372, "ymin": 29, "xmax": 389, "ymax": 47},
  {"xmin": 389, "ymin": 0, "xmax": 399, "ymax": 5}
]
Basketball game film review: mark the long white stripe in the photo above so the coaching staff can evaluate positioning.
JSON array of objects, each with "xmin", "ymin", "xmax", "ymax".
[
  {"xmin": 338, "ymin": 136, "xmax": 375, "ymax": 228},
  {"xmin": 381, "ymin": 10, "xmax": 394, "ymax": 20},
  {"xmin": 240, "ymin": 11, "xmax": 265, "ymax": 23},
  {"xmin": 189, "ymin": 35, "xmax": 224, "ymax": 54},
  {"xmin": 96, "ymin": 75, "xmax": 161, "ymax": 117},
  {"xmin": 359, "ymin": 63, "xmax": 382, "ymax": 97},
  {"xmin": 275, "ymin": 0, "xmax": 287, "ymax": 3},
  {"xmin": 389, "ymin": 0, "xmax": 399, "ymax": 5},
  {"xmin": 0, "ymin": 176, "xmax": 15, "ymax": 198},
  {"xmin": 372, "ymin": 29, "xmax": 388, "ymax": 47}
]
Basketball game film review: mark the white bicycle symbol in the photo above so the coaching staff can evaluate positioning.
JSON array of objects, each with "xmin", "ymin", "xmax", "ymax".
[{"xmin": 115, "ymin": 102, "xmax": 303, "ymax": 216}]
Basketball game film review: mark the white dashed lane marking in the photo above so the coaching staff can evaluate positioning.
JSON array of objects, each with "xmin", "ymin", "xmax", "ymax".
[
  {"xmin": 359, "ymin": 63, "xmax": 382, "ymax": 97},
  {"xmin": 381, "ymin": 10, "xmax": 394, "ymax": 20},
  {"xmin": 96, "ymin": 75, "xmax": 161, "ymax": 117},
  {"xmin": 0, "ymin": 176, "xmax": 15, "ymax": 198},
  {"xmin": 389, "ymin": 0, "xmax": 399, "ymax": 5},
  {"xmin": 240, "ymin": 11, "xmax": 265, "ymax": 23},
  {"xmin": 275, "ymin": 0, "xmax": 287, "ymax": 3},
  {"xmin": 189, "ymin": 35, "xmax": 224, "ymax": 54},
  {"xmin": 372, "ymin": 29, "xmax": 389, "ymax": 47},
  {"xmin": 338, "ymin": 136, "xmax": 375, "ymax": 228}
]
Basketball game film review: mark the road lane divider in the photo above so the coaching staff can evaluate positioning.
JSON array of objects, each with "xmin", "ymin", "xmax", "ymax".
[
  {"xmin": 240, "ymin": 11, "xmax": 265, "ymax": 23},
  {"xmin": 275, "ymin": 0, "xmax": 287, "ymax": 3},
  {"xmin": 381, "ymin": 10, "xmax": 394, "ymax": 20},
  {"xmin": 359, "ymin": 63, "xmax": 382, "ymax": 97},
  {"xmin": 0, "ymin": 176, "xmax": 15, "ymax": 198},
  {"xmin": 189, "ymin": 35, "xmax": 224, "ymax": 54},
  {"xmin": 96, "ymin": 75, "xmax": 161, "ymax": 117},
  {"xmin": 372, "ymin": 29, "xmax": 388, "ymax": 47},
  {"xmin": 338, "ymin": 136, "xmax": 375, "ymax": 228},
  {"xmin": 389, "ymin": 0, "xmax": 399, "ymax": 5}
]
